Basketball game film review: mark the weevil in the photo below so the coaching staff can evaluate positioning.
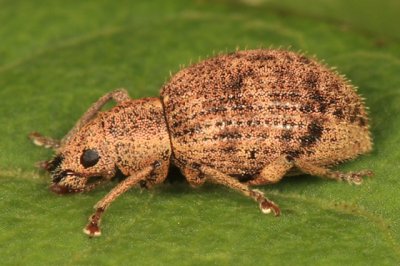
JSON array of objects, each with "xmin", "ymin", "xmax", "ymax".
[{"xmin": 30, "ymin": 49, "xmax": 373, "ymax": 237}]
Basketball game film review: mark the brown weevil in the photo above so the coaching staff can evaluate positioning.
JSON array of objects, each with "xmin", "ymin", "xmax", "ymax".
[{"xmin": 29, "ymin": 49, "xmax": 373, "ymax": 237}]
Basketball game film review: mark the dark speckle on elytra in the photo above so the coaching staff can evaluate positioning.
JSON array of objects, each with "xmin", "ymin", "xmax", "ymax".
[
  {"xmin": 282, "ymin": 131, "xmax": 293, "ymax": 142},
  {"xmin": 358, "ymin": 117, "xmax": 367, "ymax": 127},
  {"xmin": 222, "ymin": 145, "xmax": 237, "ymax": 153},
  {"xmin": 229, "ymin": 76, "xmax": 243, "ymax": 90},
  {"xmin": 300, "ymin": 104, "xmax": 313, "ymax": 113},
  {"xmin": 249, "ymin": 149, "xmax": 257, "ymax": 159},
  {"xmin": 308, "ymin": 121, "xmax": 324, "ymax": 138},
  {"xmin": 310, "ymin": 91, "xmax": 325, "ymax": 103},
  {"xmin": 318, "ymin": 102, "xmax": 327, "ymax": 113},
  {"xmin": 299, "ymin": 121, "xmax": 324, "ymax": 147},
  {"xmin": 309, "ymin": 90, "xmax": 327, "ymax": 113},
  {"xmin": 300, "ymin": 135, "xmax": 317, "ymax": 147},
  {"xmin": 305, "ymin": 72, "xmax": 319, "ymax": 89},
  {"xmin": 333, "ymin": 109, "xmax": 344, "ymax": 119}
]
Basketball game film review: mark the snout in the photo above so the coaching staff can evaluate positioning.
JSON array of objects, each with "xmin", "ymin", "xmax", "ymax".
[
  {"xmin": 50, "ymin": 171, "xmax": 105, "ymax": 194},
  {"xmin": 50, "ymin": 170, "xmax": 86, "ymax": 194}
]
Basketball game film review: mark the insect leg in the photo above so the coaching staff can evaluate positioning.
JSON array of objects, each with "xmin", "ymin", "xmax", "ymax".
[
  {"xmin": 29, "ymin": 89, "xmax": 130, "ymax": 149},
  {"xmin": 247, "ymin": 156, "xmax": 294, "ymax": 185},
  {"xmin": 62, "ymin": 89, "xmax": 130, "ymax": 144},
  {"xmin": 294, "ymin": 160, "xmax": 373, "ymax": 185},
  {"xmin": 83, "ymin": 165, "xmax": 153, "ymax": 237},
  {"xmin": 28, "ymin": 131, "xmax": 61, "ymax": 150},
  {"xmin": 181, "ymin": 165, "xmax": 206, "ymax": 187},
  {"xmin": 199, "ymin": 165, "xmax": 280, "ymax": 216}
]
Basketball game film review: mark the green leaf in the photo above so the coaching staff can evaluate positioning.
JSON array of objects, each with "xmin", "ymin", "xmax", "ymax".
[{"xmin": 1, "ymin": 0, "xmax": 399, "ymax": 265}]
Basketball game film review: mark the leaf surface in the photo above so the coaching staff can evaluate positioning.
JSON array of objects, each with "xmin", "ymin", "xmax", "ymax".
[{"xmin": 1, "ymin": 0, "xmax": 399, "ymax": 265}]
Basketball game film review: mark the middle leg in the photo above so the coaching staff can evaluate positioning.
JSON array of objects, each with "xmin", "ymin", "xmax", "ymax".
[
  {"xmin": 247, "ymin": 156, "xmax": 294, "ymax": 186},
  {"xmin": 29, "ymin": 89, "xmax": 131, "ymax": 150},
  {"xmin": 198, "ymin": 165, "xmax": 281, "ymax": 216}
]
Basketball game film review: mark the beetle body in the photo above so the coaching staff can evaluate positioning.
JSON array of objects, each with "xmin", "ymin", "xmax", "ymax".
[
  {"xmin": 30, "ymin": 49, "xmax": 372, "ymax": 236},
  {"xmin": 161, "ymin": 49, "xmax": 371, "ymax": 180}
]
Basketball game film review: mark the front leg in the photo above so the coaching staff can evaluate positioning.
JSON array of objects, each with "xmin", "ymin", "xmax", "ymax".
[
  {"xmin": 84, "ymin": 165, "xmax": 153, "ymax": 237},
  {"xmin": 62, "ymin": 89, "xmax": 130, "ymax": 145},
  {"xmin": 29, "ymin": 89, "xmax": 131, "ymax": 151},
  {"xmin": 28, "ymin": 132, "xmax": 61, "ymax": 150}
]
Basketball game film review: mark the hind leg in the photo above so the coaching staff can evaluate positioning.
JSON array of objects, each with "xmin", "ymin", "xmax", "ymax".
[
  {"xmin": 294, "ymin": 160, "xmax": 373, "ymax": 185},
  {"xmin": 248, "ymin": 155, "xmax": 372, "ymax": 186}
]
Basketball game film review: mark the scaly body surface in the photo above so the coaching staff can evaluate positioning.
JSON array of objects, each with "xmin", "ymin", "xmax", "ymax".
[
  {"xmin": 30, "ymin": 49, "xmax": 372, "ymax": 237},
  {"xmin": 162, "ymin": 50, "xmax": 371, "ymax": 180}
]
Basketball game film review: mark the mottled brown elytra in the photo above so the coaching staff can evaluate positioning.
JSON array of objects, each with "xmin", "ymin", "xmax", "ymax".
[{"xmin": 30, "ymin": 49, "xmax": 372, "ymax": 237}]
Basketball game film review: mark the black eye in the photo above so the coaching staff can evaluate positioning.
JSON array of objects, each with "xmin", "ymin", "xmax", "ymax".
[{"xmin": 80, "ymin": 149, "xmax": 100, "ymax": 168}]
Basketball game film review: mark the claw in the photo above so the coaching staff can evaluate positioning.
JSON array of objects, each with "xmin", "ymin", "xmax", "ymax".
[
  {"xmin": 84, "ymin": 208, "xmax": 104, "ymax": 237},
  {"xmin": 83, "ymin": 222, "xmax": 102, "ymax": 237},
  {"xmin": 251, "ymin": 189, "xmax": 281, "ymax": 216},
  {"xmin": 259, "ymin": 199, "xmax": 281, "ymax": 216},
  {"xmin": 343, "ymin": 170, "xmax": 373, "ymax": 185}
]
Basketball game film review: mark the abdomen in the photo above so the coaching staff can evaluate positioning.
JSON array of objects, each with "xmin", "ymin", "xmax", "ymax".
[{"xmin": 161, "ymin": 49, "xmax": 372, "ymax": 176}]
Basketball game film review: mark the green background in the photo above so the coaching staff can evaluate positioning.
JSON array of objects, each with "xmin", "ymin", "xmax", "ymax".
[{"xmin": 1, "ymin": 0, "xmax": 399, "ymax": 265}]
